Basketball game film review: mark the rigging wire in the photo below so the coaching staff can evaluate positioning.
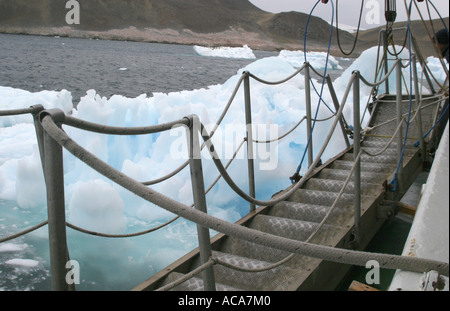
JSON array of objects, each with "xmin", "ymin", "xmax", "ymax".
[
  {"xmin": 426, "ymin": 0, "xmax": 449, "ymax": 34},
  {"xmin": 335, "ymin": 0, "xmax": 365, "ymax": 56},
  {"xmin": 388, "ymin": 0, "xmax": 449, "ymax": 191},
  {"xmin": 291, "ymin": 0, "xmax": 335, "ymax": 183},
  {"xmin": 387, "ymin": 0, "xmax": 413, "ymax": 191}
]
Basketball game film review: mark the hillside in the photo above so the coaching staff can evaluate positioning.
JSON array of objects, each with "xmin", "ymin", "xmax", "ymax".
[
  {"xmin": 357, "ymin": 17, "xmax": 450, "ymax": 58},
  {"xmin": 0, "ymin": 0, "xmax": 356, "ymax": 52}
]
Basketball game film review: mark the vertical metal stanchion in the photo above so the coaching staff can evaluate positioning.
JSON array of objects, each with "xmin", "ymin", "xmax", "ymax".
[
  {"xmin": 396, "ymin": 61, "xmax": 404, "ymax": 190},
  {"xmin": 31, "ymin": 105, "xmax": 45, "ymax": 169},
  {"xmin": 304, "ymin": 64, "xmax": 314, "ymax": 168},
  {"xmin": 411, "ymin": 34, "xmax": 436, "ymax": 94},
  {"xmin": 352, "ymin": 71, "xmax": 361, "ymax": 247},
  {"xmin": 382, "ymin": 30, "xmax": 390, "ymax": 94},
  {"xmin": 186, "ymin": 115, "xmax": 216, "ymax": 291},
  {"xmin": 243, "ymin": 72, "xmax": 256, "ymax": 212},
  {"xmin": 305, "ymin": 63, "xmax": 314, "ymax": 168},
  {"xmin": 412, "ymin": 55, "xmax": 425, "ymax": 158},
  {"xmin": 326, "ymin": 75, "xmax": 351, "ymax": 148},
  {"xmin": 41, "ymin": 111, "xmax": 71, "ymax": 291}
]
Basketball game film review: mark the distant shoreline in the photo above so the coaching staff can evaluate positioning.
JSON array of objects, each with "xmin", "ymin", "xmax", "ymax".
[{"xmin": 0, "ymin": 26, "xmax": 350, "ymax": 56}]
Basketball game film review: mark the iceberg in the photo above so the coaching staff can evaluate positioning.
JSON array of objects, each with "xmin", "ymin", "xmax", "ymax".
[
  {"xmin": 278, "ymin": 49, "xmax": 343, "ymax": 70},
  {"xmin": 420, "ymin": 56, "xmax": 449, "ymax": 84},
  {"xmin": 194, "ymin": 45, "xmax": 256, "ymax": 59}
]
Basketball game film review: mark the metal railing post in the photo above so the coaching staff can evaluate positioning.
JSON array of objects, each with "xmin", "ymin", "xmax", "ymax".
[
  {"xmin": 304, "ymin": 64, "xmax": 314, "ymax": 168},
  {"xmin": 326, "ymin": 74, "xmax": 351, "ymax": 148},
  {"xmin": 411, "ymin": 34, "xmax": 436, "ymax": 94},
  {"xmin": 31, "ymin": 105, "xmax": 45, "ymax": 169},
  {"xmin": 396, "ymin": 60, "xmax": 404, "ymax": 189},
  {"xmin": 186, "ymin": 115, "xmax": 216, "ymax": 291},
  {"xmin": 243, "ymin": 72, "xmax": 256, "ymax": 212},
  {"xmin": 412, "ymin": 54, "xmax": 425, "ymax": 158},
  {"xmin": 352, "ymin": 71, "xmax": 361, "ymax": 247},
  {"xmin": 40, "ymin": 110, "xmax": 72, "ymax": 291},
  {"xmin": 382, "ymin": 30, "xmax": 390, "ymax": 94}
]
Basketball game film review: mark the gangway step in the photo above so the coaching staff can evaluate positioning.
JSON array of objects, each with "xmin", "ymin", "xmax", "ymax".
[
  {"xmin": 220, "ymin": 235, "xmax": 292, "ymax": 263},
  {"xmin": 331, "ymin": 160, "xmax": 395, "ymax": 173},
  {"xmin": 360, "ymin": 146, "xmax": 417, "ymax": 157},
  {"xmin": 269, "ymin": 201, "xmax": 341, "ymax": 223},
  {"xmin": 317, "ymin": 168, "xmax": 388, "ymax": 184},
  {"xmin": 199, "ymin": 251, "xmax": 293, "ymax": 291},
  {"xmin": 304, "ymin": 178, "xmax": 381, "ymax": 194},
  {"xmin": 248, "ymin": 214, "xmax": 337, "ymax": 242},
  {"xmin": 288, "ymin": 188, "xmax": 373, "ymax": 206},
  {"xmin": 340, "ymin": 152, "xmax": 402, "ymax": 164},
  {"xmin": 361, "ymin": 140, "xmax": 418, "ymax": 150},
  {"xmin": 159, "ymin": 272, "xmax": 242, "ymax": 291}
]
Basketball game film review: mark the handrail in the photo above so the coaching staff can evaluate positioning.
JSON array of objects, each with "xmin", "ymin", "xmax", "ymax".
[
  {"xmin": 359, "ymin": 59, "xmax": 401, "ymax": 88},
  {"xmin": 253, "ymin": 116, "xmax": 307, "ymax": 144},
  {"xmin": 0, "ymin": 107, "xmax": 35, "ymax": 116},
  {"xmin": 0, "ymin": 220, "xmax": 48, "ymax": 243},
  {"xmin": 64, "ymin": 115, "xmax": 189, "ymax": 135},
  {"xmin": 39, "ymin": 114, "xmax": 449, "ymax": 281},
  {"xmin": 1, "ymin": 49, "xmax": 448, "ymax": 291},
  {"xmin": 196, "ymin": 73, "xmax": 356, "ymax": 207},
  {"xmin": 248, "ymin": 63, "xmax": 308, "ymax": 85}
]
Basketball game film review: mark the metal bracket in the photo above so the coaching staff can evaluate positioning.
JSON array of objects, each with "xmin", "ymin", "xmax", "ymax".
[
  {"xmin": 377, "ymin": 201, "xmax": 399, "ymax": 219},
  {"xmin": 421, "ymin": 271, "xmax": 448, "ymax": 291},
  {"xmin": 39, "ymin": 108, "xmax": 66, "ymax": 125}
]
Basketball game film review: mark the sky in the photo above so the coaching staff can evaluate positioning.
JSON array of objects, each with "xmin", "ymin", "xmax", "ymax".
[{"xmin": 249, "ymin": 0, "xmax": 449, "ymax": 30}]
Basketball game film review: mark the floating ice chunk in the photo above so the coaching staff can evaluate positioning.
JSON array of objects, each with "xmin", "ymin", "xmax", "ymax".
[
  {"xmin": 5, "ymin": 258, "xmax": 39, "ymax": 267},
  {"xmin": 0, "ymin": 243, "xmax": 28, "ymax": 252},
  {"xmin": 194, "ymin": 45, "xmax": 256, "ymax": 59}
]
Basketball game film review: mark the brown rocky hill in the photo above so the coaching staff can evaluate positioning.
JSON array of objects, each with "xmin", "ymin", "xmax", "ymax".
[
  {"xmin": 357, "ymin": 17, "xmax": 449, "ymax": 58},
  {"xmin": 0, "ymin": 0, "xmax": 356, "ymax": 52}
]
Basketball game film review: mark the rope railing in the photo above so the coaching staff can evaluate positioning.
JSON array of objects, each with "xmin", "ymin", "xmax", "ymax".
[
  {"xmin": 0, "ymin": 107, "xmax": 35, "ymax": 116},
  {"xmin": 248, "ymin": 63, "xmax": 308, "ymax": 85},
  {"xmin": 1, "ymin": 51, "xmax": 448, "ymax": 291},
  {"xmin": 152, "ymin": 56, "xmax": 447, "ymax": 287},
  {"xmin": 0, "ymin": 61, "xmax": 314, "ymax": 244},
  {"xmin": 1, "ymin": 0, "xmax": 448, "ymax": 293},
  {"xmin": 39, "ymin": 113, "xmax": 449, "ymax": 288},
  {"xmin": 0, "ymin": 220, "xmax": 48, "ymax": 244},
  {"xmin": 363, "ymin": 95, "xmax": 444, "ymax": 134},
  {"xmin": 359, "ymin": 59, "xmax": 402, "ymax": 88},
  {"xmin": 195, "ymin": 72, "xmax": 356, "ymax": 208},
  {"xmin": 155, "ymin": 258, "xmax": 217, "ymax": 292}
]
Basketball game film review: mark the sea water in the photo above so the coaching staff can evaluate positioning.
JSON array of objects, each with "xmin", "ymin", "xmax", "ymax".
[{"xmin": 1, "ymin": 33, "xmax": 444, "ymax": 291}]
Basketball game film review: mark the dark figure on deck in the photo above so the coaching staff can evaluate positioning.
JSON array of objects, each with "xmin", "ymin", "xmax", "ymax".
[
  {"xmin": 432, "ymin": 29, "xmax": 449, "ymax": 139},
  {"xmin": 433, "ymin": 29, "xmax": 449, "ymax": 64}
]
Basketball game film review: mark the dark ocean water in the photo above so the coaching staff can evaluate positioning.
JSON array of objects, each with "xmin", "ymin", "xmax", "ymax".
[{"xmin": 0, "ymin": 33, "xmax": 277, "ymax": 104}]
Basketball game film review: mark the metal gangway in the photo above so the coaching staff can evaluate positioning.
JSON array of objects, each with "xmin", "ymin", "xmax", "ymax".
[{"xmin": 1, "ymin": 50, "xmax": 448, "ymax": 290}]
